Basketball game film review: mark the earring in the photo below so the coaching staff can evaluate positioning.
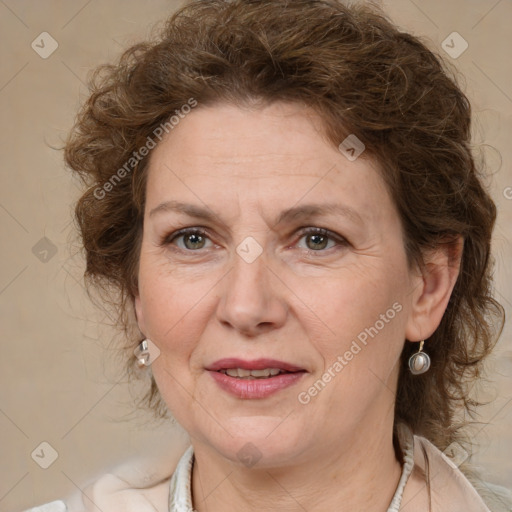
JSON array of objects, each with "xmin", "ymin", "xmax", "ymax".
[
  {"xmin": 408, "ymin": 340, "xmax": 431, "ymax": 375},
  {"xmin": 135, "ymin": 339, "xmax": 151, "ymax": 368}
]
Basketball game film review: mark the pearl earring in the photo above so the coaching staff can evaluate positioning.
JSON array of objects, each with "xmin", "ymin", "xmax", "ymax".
[{"xmin": 408, "ymin": 340, "xmax": 431, "ymax": 375}]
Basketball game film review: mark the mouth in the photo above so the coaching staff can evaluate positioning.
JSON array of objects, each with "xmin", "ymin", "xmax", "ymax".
[
  {"xmin": 206, "ymin": 357, "xmax": 306, "ymax": 377},
  {"xmin": 205, "ymin": 358, "xmax": 307, "ymax": 398},
  {"xmin": 218, "ymin": 367, "xmax": 301, "ymax": 379}
]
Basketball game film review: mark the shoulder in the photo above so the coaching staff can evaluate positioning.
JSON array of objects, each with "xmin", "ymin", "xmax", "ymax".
[
  {"xmin": 23, "ymin": 447, "xmax": 188, "ymax": 512},
  {"xmin": 466, "ymin": 474, "xmax": 512, "ymax": 512},
  {"xmin": 412, "ymin": 433, "xmax": 512, "ymax": 512}
]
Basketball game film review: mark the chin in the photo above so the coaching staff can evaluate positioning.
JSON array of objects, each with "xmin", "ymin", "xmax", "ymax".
[{"xmin": 202, "ymin": 416, "xmax": 307, "ymax": 467}]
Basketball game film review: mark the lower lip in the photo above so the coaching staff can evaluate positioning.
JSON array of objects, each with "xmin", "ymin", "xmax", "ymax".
[{"xmin": 208, "ymin": 371, "xmax": 306, "ymax": 399}]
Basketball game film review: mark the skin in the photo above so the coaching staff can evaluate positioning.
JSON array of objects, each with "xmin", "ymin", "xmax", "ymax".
[{"xmin": 134, "ymin": 102, "xmax": 462, "ymax": 511}]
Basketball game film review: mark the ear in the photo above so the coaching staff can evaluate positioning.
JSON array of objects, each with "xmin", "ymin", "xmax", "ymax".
[
  {"xmin": 134, "ymin": 294, "xmax": 147, "ymax": 336},
  {"xmin": 405, "ymin": 236, "xmax": 464, "ymax": 342}
]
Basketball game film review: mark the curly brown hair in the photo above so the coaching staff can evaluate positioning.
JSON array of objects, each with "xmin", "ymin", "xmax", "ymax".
[{"xmin": 64, "ymin": 0, "xmax": 504, "ymax": 456}]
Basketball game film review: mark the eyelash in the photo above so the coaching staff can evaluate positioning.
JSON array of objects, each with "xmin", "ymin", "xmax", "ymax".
[{"xmin": 160, "ymin": 227, "xmax": 348, "ymax": 256}]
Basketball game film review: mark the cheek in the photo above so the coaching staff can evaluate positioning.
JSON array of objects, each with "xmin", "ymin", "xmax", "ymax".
[
  {"xmin": 315, "ymin": 267, "xmax": 405, "ymax": 330},
  {"xmin": 137, "ymin": 258, "xmax": 200, "ymax": 345},
  {"xmin": 308, "ymin": 264, "xmax": 409, "ymax": 374}
]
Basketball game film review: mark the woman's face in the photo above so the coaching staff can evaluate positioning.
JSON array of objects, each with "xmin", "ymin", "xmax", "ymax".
[{"xmin": 135, "ymin": 102, "xmax": 423, "ymax": 467}]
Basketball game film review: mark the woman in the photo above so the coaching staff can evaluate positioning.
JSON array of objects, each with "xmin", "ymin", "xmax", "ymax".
[{"xmin": 27, "ymin": 0, "xmax": 511, "ymax": 510}]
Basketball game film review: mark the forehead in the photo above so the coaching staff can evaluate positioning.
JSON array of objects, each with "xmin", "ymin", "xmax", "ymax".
[
  {"xmin": 154, "ymin": 103, "xmax": 327, "ymax": 163},
  {"xmin": 145, "ymin": 102, "xmax": 394, "ymax": 225}
]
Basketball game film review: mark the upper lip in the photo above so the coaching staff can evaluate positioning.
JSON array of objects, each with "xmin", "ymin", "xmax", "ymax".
[{"xmin": 206, "ymin": 358, "xmax": 306, "ymax": 372}]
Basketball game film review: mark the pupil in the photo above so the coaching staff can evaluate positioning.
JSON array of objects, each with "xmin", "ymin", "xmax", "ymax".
[
  {"xmin": 186, "ymin": 234, "xmax": 204, "ymax": 249},
  {"xmin": 308, "ymin": 234, "xmax": 327, "ymax": 250}
]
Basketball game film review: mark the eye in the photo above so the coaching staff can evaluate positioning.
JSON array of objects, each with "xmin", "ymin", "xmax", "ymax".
[
  {"xmin": 162, "ymin": 228, "xmax": 214, "ymax": 251},
  {"xmin": 296, "ymin": 227, "xmax": 347, "ymax": 253},
  {"xmin": 160, "ymin": 226, "xmax": 347, "ymax": 254}
]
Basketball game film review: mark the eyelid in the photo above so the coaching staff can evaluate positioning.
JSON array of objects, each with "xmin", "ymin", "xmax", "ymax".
[
  {"xmin": 295, "ymin": 226, "xmax": 347, "ymax": 242},
  {"xmin": 160, "ymin": 226, "xmax": 213, "ymax": 247}
]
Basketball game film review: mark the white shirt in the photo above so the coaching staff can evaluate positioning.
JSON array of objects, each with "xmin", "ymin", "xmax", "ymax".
[{"xmin": 24, "ymin": 423, "xmax": 511, "ymax": 512}]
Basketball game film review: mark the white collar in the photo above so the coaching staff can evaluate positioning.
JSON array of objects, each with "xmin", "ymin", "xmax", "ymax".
[
  {"xmin": 169, "ymin": 423, "xmax": 416, "ymax": 512},
  {"xmin": 34, "ymin": 423, "xmax": 508, "ymax": 511}
]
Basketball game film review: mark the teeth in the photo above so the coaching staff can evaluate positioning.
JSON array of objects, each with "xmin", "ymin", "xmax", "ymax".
[{"xmin": 222, "ymin": 368, "xmax": 283, "ymax": 378}]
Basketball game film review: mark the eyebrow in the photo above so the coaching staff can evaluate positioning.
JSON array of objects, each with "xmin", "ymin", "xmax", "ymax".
[{"xmin": 149, "ymin": 200, "xmax": 363, "ymax": 226}]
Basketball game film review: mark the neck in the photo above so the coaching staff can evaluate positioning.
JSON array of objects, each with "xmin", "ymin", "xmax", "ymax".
[{"xmin": 191, "ymin": 417, "xmax": 402, "ymax": 512}]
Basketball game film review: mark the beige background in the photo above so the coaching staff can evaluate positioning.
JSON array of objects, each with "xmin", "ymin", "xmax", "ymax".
[{"xmin": 1, "ymin": 0, "xmax": 511, "ymax": 510}]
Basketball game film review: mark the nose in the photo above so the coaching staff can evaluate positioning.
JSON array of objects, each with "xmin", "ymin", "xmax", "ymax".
[{"xmin": 216, "ymin": 250, "xmax": 288, "ymax": 337}]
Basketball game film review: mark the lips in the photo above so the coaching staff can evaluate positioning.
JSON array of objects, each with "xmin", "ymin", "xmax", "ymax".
[
  {"xmin": 205, "ymin": 358, "xmax": 305, "ymax": 373},
  {"xmin": 205, "ymin": 358, "xmax": 307, "ymax": 399}
]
